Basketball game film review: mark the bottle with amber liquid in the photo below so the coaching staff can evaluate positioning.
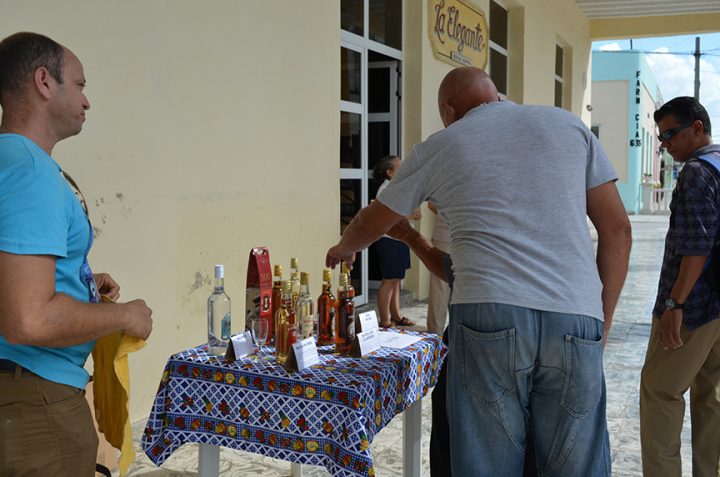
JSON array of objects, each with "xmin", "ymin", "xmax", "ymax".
[
  {"xmin": 297, "ymin": 272, "xmax": 316, "ymax": 340},
  {"xmin": 289, "ymin": 271, "xmax": 301, "ymax": 310},
  {"xmin": 275, "ymin": 281, "xmax": 292, "ymax": 363},
  {"xmin": 316, "ymin": 268, "xmax": 336, "ymax": 346},
  {"xmin": 269, "ymin": 264, "xmax": 283, "ymax": 345},
  {"xmin": 335, "ymin": 272, "xmax": 356, "ymax": 354}
]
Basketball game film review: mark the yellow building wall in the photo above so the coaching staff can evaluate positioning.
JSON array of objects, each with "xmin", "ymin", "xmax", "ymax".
[{"xmin": 0, "ymin": 0, "xmax": 340, "ymax": 420}]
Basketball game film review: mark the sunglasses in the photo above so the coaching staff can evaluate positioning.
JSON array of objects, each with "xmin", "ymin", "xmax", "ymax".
[{"xmin": 658, "ymin": 123, "xmax": 692, "ymax": 142}]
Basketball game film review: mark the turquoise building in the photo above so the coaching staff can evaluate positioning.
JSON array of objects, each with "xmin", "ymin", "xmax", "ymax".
[{"xmin": 592, "ymin": 51, "xmax": 664, "ymax": 214}]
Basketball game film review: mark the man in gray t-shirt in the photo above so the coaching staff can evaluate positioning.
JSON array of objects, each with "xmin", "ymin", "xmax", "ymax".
[{"xmin": 325, "ymin": 67, "xmax": 631, "ymax": 476}]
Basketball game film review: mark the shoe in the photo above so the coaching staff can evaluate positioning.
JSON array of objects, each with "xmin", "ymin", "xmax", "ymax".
[
  {"xmin": 391, "ymin": 316, "xmax": 416, "ymax": 326},
  {"xmin": 378, "ymin": 321, "xmax": 394, "ymax": 329}
]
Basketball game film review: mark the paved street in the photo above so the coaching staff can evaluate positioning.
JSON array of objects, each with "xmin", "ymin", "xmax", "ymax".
[{"xmin": 123, "ymin": 215, "xmax": 688, "ymax": 476}]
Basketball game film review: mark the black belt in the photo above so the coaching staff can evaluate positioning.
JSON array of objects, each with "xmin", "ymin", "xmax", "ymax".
[{"xmin": 0, "ymin": 359, "xmax": 20, "ymax": 372}]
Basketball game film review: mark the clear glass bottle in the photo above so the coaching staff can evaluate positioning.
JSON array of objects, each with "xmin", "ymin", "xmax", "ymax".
[
  {"xmin": 297, "ymin": 272, "xmax": 316, "ymax": 340},
  {"xmin": 269, "ymin": 264, "xmax": 283, "ymax": 345},
  {"xmin": 290, "ymin": 257, "xmax": 300, "ymax": 276},
  {"xmin": 275, "ymin": 280, "xmax": 291, "ymax": 363},
  {"xmin": 289, "ymin": 271, "xmax": 301, "ymax": 309},
  {"xmin": 335, "ymin": 272, "xmax": 356, "ymax": 354},
  {"xmin": 207, "ymin": 264, "xmax": 231, "ymax": 356},
  {"xmin": 317, "ymin": 268, "xmax": 336, "ymax": 346}
]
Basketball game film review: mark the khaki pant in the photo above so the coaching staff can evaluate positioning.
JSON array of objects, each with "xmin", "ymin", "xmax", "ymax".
[
  {"xmin": 426, "ymin": 239, "xmax": 451, "ymax": 335},
  {"xmin": 640, "ymin": 317, "xmax": 720, "ymax": 477},
  {"xmin": 0, "ymin": 365, "xmax": 98, "ymax": 477}
]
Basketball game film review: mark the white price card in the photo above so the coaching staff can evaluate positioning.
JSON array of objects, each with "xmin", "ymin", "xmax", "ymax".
[
  {"xmin": 378, "ymin": 331, "xmax": 423, "ymax": 349},
  {"xmin": 230, "ymin": 331, "xmax": 255, "ymax": 360},
  {"xmin": 357, "ymin": 311, "xmax": 379, "ymax": 333},
  {"xmin": 356, "ymin": 328, "xmax": 381, "ymax": 356},
  {"xmin": 291, "ymin": 337, "xmax": 320, "ymax": 371}
]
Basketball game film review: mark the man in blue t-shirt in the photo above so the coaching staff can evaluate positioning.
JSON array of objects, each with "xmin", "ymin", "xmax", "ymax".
[
  {"xmin": 0, "ymin": 32, "xmax": 153, "ymax": 476},
  {"xmin": 641, "ymin": 96, "xmax": 720, "ymax": 476}
]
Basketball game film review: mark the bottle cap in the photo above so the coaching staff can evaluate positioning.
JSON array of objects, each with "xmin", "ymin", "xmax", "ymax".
[
  {"xmin": 300, "ymin": 271, "xmax": 309, "ymax": 286},
  {"xmin": 339, "ymin": 273, "xmax": 348, "ymax": 286},
  {"xmin": 341, "ymin": 262, "xmax": 348, "ymax": 275},
  {"xmin": 214, "ymin": 264, "xmax": 224, "ymax": 279},
  {"xmin": 290, "ymin": 257, "xmax": 299, "ymax": 270},
  {"xmin": 322, "ymin": 268, "xmax": 333, "ymax": 282}
]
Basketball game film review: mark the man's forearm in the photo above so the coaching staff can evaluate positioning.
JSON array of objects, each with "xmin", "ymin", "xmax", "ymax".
[
  {"xmin": 670, "ymin": 255, "xmax": 707, "ymax": 303},
  {"xmin": 596, "ymin": 227, "xmax": 632, "ymax": 336},
  {"xmin": 387, "ymin": 218, "xmax": 449, "ymax": 282},
  {"xmin": 337, "ymin": 200, "xmax": 404, "ymax": 255},
  {"xmin": 6, "ymin": 293, "xmax": 131, "ymax": 347}
]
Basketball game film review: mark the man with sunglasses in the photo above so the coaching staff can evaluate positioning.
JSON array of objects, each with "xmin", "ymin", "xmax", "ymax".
[
  {"xmin": 0, "ymin": 32, "xmax": 153, "ymax": 476},
  {"xmin": 641, "ymin": 96, "xmax": 720, "ymax": 476}
]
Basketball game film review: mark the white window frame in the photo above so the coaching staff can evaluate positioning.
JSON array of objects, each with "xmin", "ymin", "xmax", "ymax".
[
  {"xmin": 340, "ymin": 0, "xmax": 404, "ymax": 305},
  {"xmin": 488, "ymin": 0, "xmax": 509, "ymax": 99}
]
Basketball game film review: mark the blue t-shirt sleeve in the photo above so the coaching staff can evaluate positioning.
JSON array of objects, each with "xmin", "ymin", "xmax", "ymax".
[
  {"xmin": 0, "ymin": 165, "xmax": 68, "ymax": 257},
  {"xmin": 673, "ymin": 161, "xmax": 720, "ymax": 256}
]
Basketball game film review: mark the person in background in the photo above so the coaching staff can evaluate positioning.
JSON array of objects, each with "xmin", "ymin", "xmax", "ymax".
[
  {"xmin": 426, "ymin": 202, "xmax": 451, "ymax": 335},
  {"xmin": 326, "ymin": 67, "xmax": 631, "ymax": 476},
  {"xmin": 0, "ymin": 32, "xmax": 153, "ymax": 476},
  {"xmin": 372, "ymin": 155, "xmax": 418, "ymax": 328},
  {"xmin": 640, "ymin": 96, "xmax": 720, "ymax": 476}
]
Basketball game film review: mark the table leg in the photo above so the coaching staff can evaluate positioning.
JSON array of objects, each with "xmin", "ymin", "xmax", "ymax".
[
  {"xmin": 403, "ymin": 399, "xmax": 422, "ymax": 477},
  {"xmin": 199, "ymin": 443, "xmax": 220, "ymax": 477},
  {"xmin": 291, "ymin": 462, "xmax": 303, "ymax": 477}
]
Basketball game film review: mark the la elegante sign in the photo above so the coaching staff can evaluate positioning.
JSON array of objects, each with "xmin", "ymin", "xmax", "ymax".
[{"xmin": 428, "ymin": 0, "xmax": 489, "ymax": 69}]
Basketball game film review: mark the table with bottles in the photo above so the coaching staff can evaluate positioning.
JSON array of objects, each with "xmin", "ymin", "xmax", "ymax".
[{"xmin": 141, "ymin": 330, "xmax": 446, "ymax": 477}]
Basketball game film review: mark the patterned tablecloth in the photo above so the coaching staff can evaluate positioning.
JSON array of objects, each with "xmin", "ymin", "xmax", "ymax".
[{"xmin": 142, "ymin": 331, "xmax": 446, "ymax": 477}]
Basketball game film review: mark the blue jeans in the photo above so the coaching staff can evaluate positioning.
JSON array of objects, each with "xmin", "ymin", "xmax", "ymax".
[{"xmin": 446, "ymin": 303, "xmax": 610, "ymax": 476}]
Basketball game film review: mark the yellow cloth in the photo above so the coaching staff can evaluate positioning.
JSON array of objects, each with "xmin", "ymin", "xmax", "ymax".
[{"xmin": 92, "ymin": 329, "xmax": 146, "ymax": 477}]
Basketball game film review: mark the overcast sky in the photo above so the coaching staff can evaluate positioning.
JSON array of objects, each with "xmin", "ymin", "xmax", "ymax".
[{"xmin": 593, "ymin": 33, "xmax": 720, "ymax": 143}]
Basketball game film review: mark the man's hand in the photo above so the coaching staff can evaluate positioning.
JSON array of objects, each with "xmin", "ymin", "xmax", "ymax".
[
  {"xmin": 325, "ymin": 246, "xmax": 356, "ymax": 270},
  {"xmin": 121, "ymin": 299, "xmax": 153, "ymax": 340},
  {"xmin": 658, "ymin": 309, "xmax": 684, "ymax": 350},
  {"xmin": 94, "ymin": 273, "xmax": 120, "ymax": 301}
]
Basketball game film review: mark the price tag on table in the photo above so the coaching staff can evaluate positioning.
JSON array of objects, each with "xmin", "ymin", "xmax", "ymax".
[
  {"xmin": 226, "ymin": 331, "xmax": 255, "ymax": 361},
  {"xmin": 357, "ymin": 310, "xmax": 379, "ymax": 333},
  {"xmin": 291, "ymin": 337, "xmax": 320, "ymax": 371},
  {"xmin": 353, "ymin": 328, "xmax": 381, "ymax": 357}
]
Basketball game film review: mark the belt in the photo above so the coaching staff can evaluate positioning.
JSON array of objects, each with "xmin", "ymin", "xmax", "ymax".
[{"xmin": 0, "ymin": 359, "xmax": 21, "ymax": 372}]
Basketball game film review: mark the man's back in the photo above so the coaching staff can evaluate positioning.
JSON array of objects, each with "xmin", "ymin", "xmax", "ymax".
[{"xmin": 381, "ymin": 101, "xmax": 616, "ymax": 320}]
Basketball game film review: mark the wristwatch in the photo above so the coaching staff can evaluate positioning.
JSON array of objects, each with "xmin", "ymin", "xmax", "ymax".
[{"xmin": 664, "ymin": 298, "xmax": 684, "ymax": 310}]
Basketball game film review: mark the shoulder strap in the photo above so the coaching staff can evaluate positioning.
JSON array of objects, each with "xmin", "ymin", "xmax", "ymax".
[{"xmin": 696, "ymin": 153, "xmax": 720, "ymax": 176}]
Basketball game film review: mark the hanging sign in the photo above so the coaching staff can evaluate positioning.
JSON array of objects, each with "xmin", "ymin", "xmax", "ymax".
[{"xmin": 428, "ymin": 0, "xmax": 489, "ymax": 69}]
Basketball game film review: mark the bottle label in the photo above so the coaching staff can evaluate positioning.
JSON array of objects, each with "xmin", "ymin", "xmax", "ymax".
[
  {"xmin": 301, "ymin": 315, "xmax": 314, "ymax": 339},
  {"xmin": 347, "ymin": 320, "xmax": 355, "ymax": 341},
  {"xmin": 221, "ymin": 313, "xmax": 231, "ymax": 340}
]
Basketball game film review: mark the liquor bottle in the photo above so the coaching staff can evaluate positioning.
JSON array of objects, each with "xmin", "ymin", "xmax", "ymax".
[
  {"xmin": 207, "ymin": 264, "xmax": 232, "ymax": 356},
  {"xmin": 297, "ymin": 272, "xmax": 316, "ymax": 340},
  {"xmin": 289, "ymin": 271, "xmax": 301, "ymax": 309},
  {"xmin": 335, "ymin": 272, "xmax": 356, "ymax": 354},
  {"xmin": 275, "ymin": 281, "xmax": 292, "ymax": 363},
  {"xmin": 316, "ymin": 268, "xmax": 336, "ymax": 346},
  {"xmin": 269, "ymin": 264, "xmax": 283, "ymax": 344},
  {"xmin": 290, "ymin": 257, "xmax": 300, "ymax": 276}
]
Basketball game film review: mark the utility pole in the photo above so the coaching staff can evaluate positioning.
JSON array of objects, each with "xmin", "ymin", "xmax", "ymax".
[{"xmin": 694, "ymin": 36, "xmax": 701, "ymax": 100}]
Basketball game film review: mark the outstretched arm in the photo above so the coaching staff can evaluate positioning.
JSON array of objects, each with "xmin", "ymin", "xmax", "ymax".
[{"xmin": 387, "ymin": 218, "xmax": 450, "ymax": 283}]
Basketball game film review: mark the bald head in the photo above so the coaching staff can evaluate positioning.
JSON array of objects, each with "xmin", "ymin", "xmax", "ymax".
[{"xmin": 438, "ymin": 67, "xmax": 499, "ymax": 127}]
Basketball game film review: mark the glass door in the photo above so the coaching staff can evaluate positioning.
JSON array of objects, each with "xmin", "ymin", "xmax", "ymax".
[{"xmin": 340, "ymin": 0, "xmax": 403, "ymax": 306}]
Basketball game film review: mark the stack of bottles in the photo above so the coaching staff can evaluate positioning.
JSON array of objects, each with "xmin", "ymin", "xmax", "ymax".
[{"xmin": 206, "ymin": 258, "xmax": 357, "ymax": 360}]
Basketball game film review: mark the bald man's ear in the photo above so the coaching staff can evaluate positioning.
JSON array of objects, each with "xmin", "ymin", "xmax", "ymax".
[
  {"xmin": 438, "ymin": 101, "xmax": 456, "ymax": 128},
  {"xmin": 33, "ymin": 67, "xmax": 55, "ymax": 101}
]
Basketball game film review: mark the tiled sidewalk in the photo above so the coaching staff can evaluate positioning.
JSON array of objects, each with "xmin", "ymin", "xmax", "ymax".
[{"xmin": 122, "ymin": 215, "xmax": 689, "ymax": 476}]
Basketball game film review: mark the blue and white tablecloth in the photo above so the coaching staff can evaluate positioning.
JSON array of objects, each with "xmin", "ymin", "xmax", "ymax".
[{"xmin": 142, "ymin": 330, "xmax": 446, "ymax": 477}]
